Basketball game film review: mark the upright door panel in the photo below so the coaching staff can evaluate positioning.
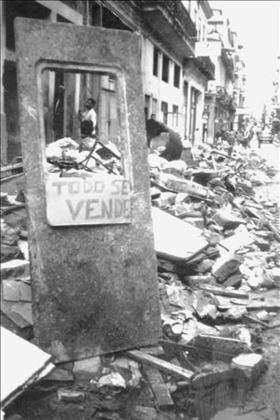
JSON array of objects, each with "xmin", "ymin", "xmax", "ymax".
[{"xmin": 15, "ymin": 18, "xmax": 160, "ymax": 361}]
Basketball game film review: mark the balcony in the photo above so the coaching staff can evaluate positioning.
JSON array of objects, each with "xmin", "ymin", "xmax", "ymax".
[
  {"xmin": 139, "ymin": 0, "xmax": 196, "ymax": 59},
  {"xmin": 184, "ymin": 56, "xmax": 215, "ymax": 81}
]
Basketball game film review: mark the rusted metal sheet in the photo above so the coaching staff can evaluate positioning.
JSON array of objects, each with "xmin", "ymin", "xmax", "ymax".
[{"xmin": 15, "ymin": 18, "xmax": 160, "ymax": 361}]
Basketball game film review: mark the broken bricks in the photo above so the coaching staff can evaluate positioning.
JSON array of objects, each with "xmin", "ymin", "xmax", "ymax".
[
  {"xmin": 212, "ymin": 253, "xmax": 243, "ymax": 283},
  {"xmin": 1, "ymin": 133, "xmax": 280, "ymax": 419}
]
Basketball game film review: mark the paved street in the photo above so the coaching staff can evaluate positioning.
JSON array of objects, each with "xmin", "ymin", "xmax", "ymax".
[{"xmin": 255, "ymin": 142, "xmax": 280, "ymax": 172}]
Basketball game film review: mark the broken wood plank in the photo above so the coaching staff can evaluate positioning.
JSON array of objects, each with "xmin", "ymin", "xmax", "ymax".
[
  {"xmin": 0, "ymin": 162, "xmax": 24, "ymax": 173},
  {"xmin": 243, "ymin": 314, "xmax": 270, "ymax": 328},
  {"xmin": 126, "ymin": 349, "xmax": 194, "ymax": 380},
  {"xmin": 198, "ymin": 284, "xmax": 249, "ymax": 299},
  {"xmin": 143, "ymin": 366, "xmax": 174, "ymax": 407},
  {"xmin": 246, "ymin": 301, "xmax": 280, "ymax": 311}
]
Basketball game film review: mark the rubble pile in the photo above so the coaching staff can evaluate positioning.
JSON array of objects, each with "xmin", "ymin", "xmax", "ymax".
[
  {"xmin": 45, "ymin": 137, "xmax": 123, "ymax": 176},
  {"xmin": 1, "ymin": 143, "xmax": 280, "ymax": 420}
]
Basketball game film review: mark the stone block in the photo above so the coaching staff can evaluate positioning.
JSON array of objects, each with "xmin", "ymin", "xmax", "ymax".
[
  {"xmin": 2, "ymin": 280, "xmax": 20, "ymax": 301},
  {"xmin": 223, "ymin": 272, "xmax": 242, "ymax": 288},
  {"xmin": 190, "ymin": 334, "xmax": 250, "ymax": 363},
  {"xmin": 212, "ymin": 254, "xmax": 243, "ymax": 283},
  {"xmin": 213, "ymin": 209, "xmax": 246, "ymax": 229},
  {"xmin": 231, "ymin": 353, "xmax": 266, "ymax": 386},
  {"xmin": 73, "ymin": 356, "xmax": 101, "ymax": 380},
  {"xmin": 192, "ymin": 362, "xmax": 233, "ymax": 389}
]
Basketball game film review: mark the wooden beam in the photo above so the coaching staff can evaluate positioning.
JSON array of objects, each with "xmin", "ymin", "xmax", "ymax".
[
  {"xmin": 143, "ymin": 366, "xmax": 174, "ymax": 407},
  {"xmin": 126, "ymin": 349, "xmax": 194, "ymax": 380},
  {"xmin": 36, "ymin": 0, "xmax": 83, "ymax": 24}
]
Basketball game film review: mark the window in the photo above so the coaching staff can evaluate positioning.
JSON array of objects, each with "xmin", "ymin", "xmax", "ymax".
[
  {"xmin": 189, "ymin": 88, "xmax": 199, "ymax": 143},
  {"xmin": 183, "ymin": 82, "xmax": 189, "ymax": 139},
  {"xmin": 174, "ymin": 64, "xmax": 181, "ymax": 88},
  {"xmin": 162, "ymin": 55, "xmax": 169, "ymax": 83},
  {"xmin": 173, "ymin": 105, "xmax": 179, "ymax": 127},
  {"xmin": 161, "ymin": 101, "xmax": 168, "ymax": 124},
  {"xmin": 153, "ymin": 47, "xmax": 160, "ymax": 77},
  {"xmin": 144, "ymin": 94, "xmax": 150, "ymax": 120},
  {"xmin": 152, "ymin": 98, "xmax": 158, "ymax": 118}
]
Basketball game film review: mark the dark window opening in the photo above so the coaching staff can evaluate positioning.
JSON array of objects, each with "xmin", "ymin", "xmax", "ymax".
[
  {"xmin": 184, "ymin": 82, "xmax": 188, "ymax": 139},
  {"xmin": 162, "ymin": 55, "xmax": 169, "ymax": 83},
  {"xmin": 152, "ymin": 98, "xmax": 158, "ymax": 117},
  {"xmin": 153, "ymin": 47, "xmax": 159, "ymax": 77},
  {"xmin": 144, "ymin": 94, "xmax": 150, "ymax": 121},
  {"xmin": 161, "ymin": 101, "xmax": 168, "ymax": 124},
  {"xmin": 173, "ymin": 105, "xmax": 179, "ymax": 127},
  {"xmin": 174, "ymin": 64, "xmax": 180, "ymax": 88}
]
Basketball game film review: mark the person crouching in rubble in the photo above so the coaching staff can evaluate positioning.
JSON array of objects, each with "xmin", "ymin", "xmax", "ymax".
[
  {"xmin": 146, "ymin": 118, "xmax": 183, "ymax": 161},
  {"xmin": 79, "ymin": 120, "xmax": 97, "ymax": 151}
]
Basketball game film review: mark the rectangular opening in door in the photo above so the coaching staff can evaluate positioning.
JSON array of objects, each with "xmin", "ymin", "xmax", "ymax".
[{"xmin": 37, "ymin": 63, "xmax": 131, "ymax": 226}]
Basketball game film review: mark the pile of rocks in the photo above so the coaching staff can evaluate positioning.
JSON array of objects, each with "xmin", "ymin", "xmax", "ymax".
[{"xmin": 1, "ymin": 143, "xmax": 280, "ymax": 420}]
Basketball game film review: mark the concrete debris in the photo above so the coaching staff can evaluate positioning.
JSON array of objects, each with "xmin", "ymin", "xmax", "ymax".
[
  {"xmin": 1, "ymin": 142, "xmax": 279, "ymax": 419},
  {"xmin": 96, "ymin": 372, "xmax": 127, "ymax": 390},
  {"xmin": 1, "ymin": 327, "xmax": 54, "ymax": 410},
  {"xmin": 73, "ymin": 356, "xmax": 102, "ymax": 380},
  {"xmin": 231, "ymin": 353, "xmax": 266, "ymax": 384},
  {"xmin": 212, "ymin": 253, "xmax": 243, "ymax": 283}
]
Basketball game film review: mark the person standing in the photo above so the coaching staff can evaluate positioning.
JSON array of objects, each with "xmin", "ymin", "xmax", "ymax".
[{"xmin": 79, "ymin": 98, "xmax": 97, "ymax": 137}]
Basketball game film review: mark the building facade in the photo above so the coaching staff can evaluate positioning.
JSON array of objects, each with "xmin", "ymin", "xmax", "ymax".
[
  {"xmin": 204, "ymin": 8, "xmax": 239, "ymax": 143},
  {"xmin": 182, "ymin": 0, "xmax": 215, "ymax": 144},
  {"xmin": 3, "ymin": 1, "xmax": 246, "ymax": 163}
]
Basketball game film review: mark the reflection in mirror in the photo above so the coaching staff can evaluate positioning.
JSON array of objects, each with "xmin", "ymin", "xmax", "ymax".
[
  {"xmin": 40, "ymin": 68, "xmax": 131, "ymax": 226},
  {"xmin": 42, "ymin": 69, "xmax": 123, "ymax": 176}
]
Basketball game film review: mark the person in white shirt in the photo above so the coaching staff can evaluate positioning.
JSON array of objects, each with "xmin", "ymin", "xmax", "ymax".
[{"xmin": 79, "ymin": 98, "xmax": 97, "ymax": 137}]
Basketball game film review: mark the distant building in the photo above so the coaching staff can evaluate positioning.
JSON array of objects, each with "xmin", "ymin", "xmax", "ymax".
[
  {"xmin": 204, "ymin": 8, "xmax": 241, "ymax": 142},
  {"xmin": 182, "ymin": 0, "xmax": 215, "ymax": 144},
  {"xmin": 272, "ymin": 55, "xmax": 280, "ymax": 121},
  {"xmin": 0, "ymin": 0, "xmax": 219, "ymax": 163}
]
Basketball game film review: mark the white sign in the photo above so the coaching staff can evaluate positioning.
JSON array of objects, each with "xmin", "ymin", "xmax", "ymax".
[{"xmin": 46, "ymin": 174, "xmax": 131, "ymax": 226}]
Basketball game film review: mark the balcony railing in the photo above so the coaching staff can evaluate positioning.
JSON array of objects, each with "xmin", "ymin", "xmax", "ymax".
[
  {"xmin": 139, "ymin": 0, "xmax": 196, "ymax": 58},
  {"xmin": 184, "ymin": 56, "xmax": 215, "ymax": 81}
]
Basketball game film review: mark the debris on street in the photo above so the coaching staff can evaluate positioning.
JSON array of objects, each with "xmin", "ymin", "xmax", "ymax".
[{"xmin": 1, "ymin": 141, "xmax": 279, "ymax": 419}]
